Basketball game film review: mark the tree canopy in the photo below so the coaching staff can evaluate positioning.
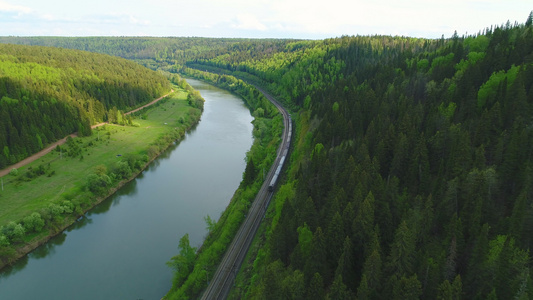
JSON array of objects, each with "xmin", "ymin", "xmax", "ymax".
[{"xmin": 0, "ymin": 44, "xmax": 170, "ymax": 168}]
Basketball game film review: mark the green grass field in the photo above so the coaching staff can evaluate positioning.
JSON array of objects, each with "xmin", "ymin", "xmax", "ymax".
[{"xmin": 0, "ymin": 88, "xmax": 198, "ymax": 226}]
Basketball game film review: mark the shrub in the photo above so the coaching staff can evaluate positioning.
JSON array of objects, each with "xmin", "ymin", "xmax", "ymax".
[
  {"xmin": 23, "ymin": 212, "xmax": 45, "ymax": 232},
  {"xmin": 112, "ymin": 161, "xmax": 132, "ymax": 179},
  {"xmin": 86, "ymin": 173, "xmax": 111, "ymax": 195}
]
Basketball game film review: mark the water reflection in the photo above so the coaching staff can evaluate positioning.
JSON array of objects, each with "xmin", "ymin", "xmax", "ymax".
[
  {"xmin": 0, "ymin": 256, "xmax": 28, "ymax": 279},
  {"xmin": 67, "ymin": 215, "xmax": 93, "ymax": 231},
  {"xmin": 86, "ymin": 179, "xmax": 139, "ymax": 214},
  {"xmin": 30, "ymin": 232, "xmax": 67, "ymax": 259},
  {"xmin": 0, "ymin": 231, "xmax": 68, "ymax": 279}
]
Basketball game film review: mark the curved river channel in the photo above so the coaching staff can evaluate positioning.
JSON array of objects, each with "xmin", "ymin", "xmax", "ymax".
[{"xmin": 0, "ymin": 79, "xmax": 254, "ymax": 299}]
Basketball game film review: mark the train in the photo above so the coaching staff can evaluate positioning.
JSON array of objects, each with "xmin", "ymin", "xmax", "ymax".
[{"xmin": 268, "ymin": 115, "xmax": 291, "ymax": 192}]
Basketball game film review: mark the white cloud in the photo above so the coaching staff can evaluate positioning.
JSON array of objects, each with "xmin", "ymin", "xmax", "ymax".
[
  {"xmin": 0, "ymin": 1, "xmax": 32, "ymax": 14},
  {"xmin": 128, "ymin": 15, "xmax": 150, "ymax": 26},
  {"xmin": 260, "ymin": 0, "xmax": 532, "ymax": 38},
  {"xmin": 232, "ymin": 14, "xmax": 268, "ymax": 31},
  {"xmin": 0, "ymin": 0, "xmax": 531, "ymax": 38},
  {"xmin": 83, "ymin": 13, "xmax": 151, "ymax": 26}
]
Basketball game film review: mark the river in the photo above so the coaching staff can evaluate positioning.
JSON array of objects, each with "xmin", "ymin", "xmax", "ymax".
[{"xmin": 0, "ymin": 79, "xmax": 254, "ymax": 299}]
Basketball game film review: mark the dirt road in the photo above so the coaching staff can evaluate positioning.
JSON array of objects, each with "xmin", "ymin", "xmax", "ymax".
[{"xmin": 0, "ymin": 91, "xmax": 173, "ymax": 178}]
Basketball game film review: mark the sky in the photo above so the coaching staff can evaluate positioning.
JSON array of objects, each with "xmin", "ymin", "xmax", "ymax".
[{"xmin": 0, "ymin": 0, "xmax": 531, "ymax": 39}]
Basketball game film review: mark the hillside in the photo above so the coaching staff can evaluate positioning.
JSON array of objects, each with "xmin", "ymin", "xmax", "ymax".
[
  {"xmin": 0, "ymin": 44, "xmax": 170, "ymax": 169},
  {"xmin": 186, "ymin": 18, "xmax": 533, "ymax": 299},
  {"xmin": 0, "ymin": 36, "xmax": 268, "ymax": 72}
]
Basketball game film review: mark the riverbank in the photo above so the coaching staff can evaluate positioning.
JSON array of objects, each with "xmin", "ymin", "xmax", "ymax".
[{"xmin": 0, "ymin": 85, "xmax": 203, "ymax": 270}]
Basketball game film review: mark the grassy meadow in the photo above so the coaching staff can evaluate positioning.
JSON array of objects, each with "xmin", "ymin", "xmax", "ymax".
[{"xmin": 0, "ymin": 88, "xmax": 196, "ymax": 227}]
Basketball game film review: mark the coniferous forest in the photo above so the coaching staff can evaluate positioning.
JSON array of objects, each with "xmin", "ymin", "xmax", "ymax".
[
  {"xmin": 2, "ymin": 12, "xmax": 533, "ymax": 299},
  {"xmin": 208, "ymin": 18, "xmax": 533, "ymax": 300}
]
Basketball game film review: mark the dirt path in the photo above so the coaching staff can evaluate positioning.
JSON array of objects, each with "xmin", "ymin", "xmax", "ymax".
[
  {"xmin": 0, "ymin": 90, "xmax": 173, "ymax": 178},
  {"xmin": 125, "ymin": 89, "xmax": 173, "ymax": 115}
]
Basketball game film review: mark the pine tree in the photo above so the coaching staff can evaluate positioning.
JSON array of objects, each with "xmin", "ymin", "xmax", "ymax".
[
  {"xmin": 335, "ymin": 236, "xmax": 355, "ymax": 289},
  {"xmin": 307, "ymin": 272, "xmax": 325, "ymax": 300},
  {"xmin": 243, "ymin": 157, "xmax": 256, "ymax": 185},
  {"xmin": 326, "ymin": 212, "xmax": 344, "ymax": 275},
  {"xmin": 304, "ymin": 227, "xmax": 327, "ymax": 283},
  {"xmin": 437, "ymin": 275, "xmax": 463, "ymax": 300},
  {"xmin": 361, "ymin": 234, "xmax": 383, "ymax": 295},
  {"xmin": 526, "ymin": 11, "xmax": 533, "ymax": 27},
  {"xmin": 357, "ymin": 275, "xmax": 371, "ymax": 300},
  {"xmin": 392, "ymin": 274, "xmax": 422, "ymax": 300},
  {"xmin": 327, "ymin": 275, "xmax": 351, "ymax": 300},
  {"xmin": 387, "ymin": 220, "xmax": 416, "ymax": 276},
  {"xmin": 261, "ymin": 260, "xmax": 284, "ymax": 299}
]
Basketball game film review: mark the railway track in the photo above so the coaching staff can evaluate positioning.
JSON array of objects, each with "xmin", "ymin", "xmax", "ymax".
[{"xmin": 200, "ymin": 85, "xmax": 291, "ymax": 300}]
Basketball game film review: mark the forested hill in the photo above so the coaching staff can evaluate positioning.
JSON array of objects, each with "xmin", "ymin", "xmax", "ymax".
[
  {"xmin": 187, "ymin": 18, "xmax": 533, "ymax": 298},
  {"xmin": 0, "ymin": 36, "xmax": 287, "ymax": 72},
  {"xmin": 0, "ymin": 44, "xmax": 170, "ymax": 169}
]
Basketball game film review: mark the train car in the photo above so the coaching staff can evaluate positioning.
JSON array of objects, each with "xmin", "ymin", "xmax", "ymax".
[
  {"xmin": 268, "ymin": 155, "xmax": 285, "ymax": 192},
  {"xmin": 268, "ymin": 114, "xmax": 292, "ymax": 192}
]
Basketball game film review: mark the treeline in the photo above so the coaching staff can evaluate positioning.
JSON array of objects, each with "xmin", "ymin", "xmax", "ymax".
[
  {"xmin": 0, "ymin": 44, "xmax": 170, "ymax": 168},
  {"xmin": 0, "ymin": 36, "xmax": 263, "ymax": 72},
  {"xmin": 191, "ymin": 16, "xmax": 533, "ymax": 299}
]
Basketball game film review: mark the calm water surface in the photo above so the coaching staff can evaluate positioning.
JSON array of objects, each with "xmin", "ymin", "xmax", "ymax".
[{"xmin": 0, "ymin": 79, "xmax": 253, "ymax": 299}]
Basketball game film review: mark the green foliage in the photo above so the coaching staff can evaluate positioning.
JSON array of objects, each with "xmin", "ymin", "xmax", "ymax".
[
  {"xmin": 438, "ymin": 101, "xmax": 457, "ymax": 121},
  {"xmin": 0, "ymin": 43, "xmax": 170, "ymax": 169},
  {"xmin": 437, "ymin": 275, "xmax": 462, "ymax": 300},
  {"xmin": 187, "ymin": 90, "xmax": 205, "ymax": 110},
  {"xmin": 392, "ymin": 274, "xmax": 422, "ymax": 299},
  {"xmin": 417, "ymin": 59, "xmax": 430, "ymax": 72},
  {"xmin": 430, "ymin": 53, "xmax": 455, "ymax": 80},
  {"xmin": 22, "ymin": 212, "xmax": 45, "ymax": 232},
  {"xmin": 204, "ymin": 215, "xmax": 216, "ymax": 233},
  {"xmin": 464, "ymin": 35, "xmax": 490, "ymax": 52},
  {"xmin": 477, "ymin": 64, "xmax": 520, "ymax": 109},
  {"xmin": 253, "ymin": 107, "xmax": 264, "ymax": 118},
  {"xmin": 85, "ymin": 173, "xmax": 111, "ymax": 195},
  {"xmin": 332, "ymin": 101, "xmax": 340, "ymax": 113},
  {"xmin": 2, "ymin": 222, "xmax": 25, "ymax": 242},
  {"xmin": 166, "ymin": 234, "xmax": 197, "ymax": 287},
  {"xmin": 242, "ymin": 157, "xmax": 256, "ymax": 186},
  {"xmin": 111, "ymin": 161, "xmax": 132, "ymax": 179},
  {"xmin": 0, "ymin": 234, "xmax": 9, "ymax": 247},
  {"xmin": 220, "ymin": 16, "xmax": 533, "ymax": 300},
  {"xmin": 297, "ymin": 223, "xmax": 313, "ymax": 260}
]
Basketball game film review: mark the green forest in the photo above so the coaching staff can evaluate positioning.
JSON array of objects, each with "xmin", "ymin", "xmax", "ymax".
[
  {"xmin": 201, "ymin": 18, "xmax": 533, "ymax": 299},
  {"xmin": 2, "ymin": 12, "xmax": 533, "ymax": 299},
  {"xmin": 0, "ymin": 44, "xmax": 170, "ymax": 168}
]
